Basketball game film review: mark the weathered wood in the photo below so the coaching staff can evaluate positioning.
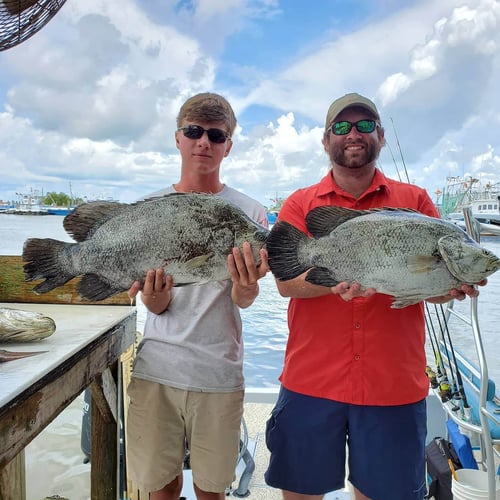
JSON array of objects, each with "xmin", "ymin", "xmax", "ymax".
[
  {"xmin": 92, "ymin": 369, "xmax": 118, "ymax": 423},
  {"xmin": 90, "ymin": 367, "xmax": 118, "ymax": 500},
  {"xmin": 121, "ymin": 334, "xmax": 149, "ymax": 499},
  {"xmin": 0, "ymin": 452, "xmax": 25, "ymax": 500},
  {"xmin": 0, "ymin": 256, "xmax": 137, "ymax": 499},
  {"xmin": 0, "ymin": 255, "xmax": 130, "ymax": 305},
  {"xmin": 0, "ymin": 313, "xmax": 136, "ymax": 469}
]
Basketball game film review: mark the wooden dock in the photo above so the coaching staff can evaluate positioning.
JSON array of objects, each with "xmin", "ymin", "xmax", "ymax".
[{"xmin": 0, "ymin": 256, "xmax": 136, "ymax": 500}]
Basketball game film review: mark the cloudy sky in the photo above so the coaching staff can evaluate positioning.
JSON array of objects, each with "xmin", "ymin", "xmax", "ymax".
[{"xmin": 1, "ymin": 0, "xmax": 500, "ymax": 209}]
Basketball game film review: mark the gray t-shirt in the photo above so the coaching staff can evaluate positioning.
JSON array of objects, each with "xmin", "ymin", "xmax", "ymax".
[{"xmin": 132, "ymin": 185, "xmax": 268, "ymax": 392}]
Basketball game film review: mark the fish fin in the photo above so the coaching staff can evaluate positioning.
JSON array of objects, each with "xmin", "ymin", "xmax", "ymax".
[
  {"xmin": 77, "ymin": 274, "xmax": 126, "ymax": 301},
  {"xmin": 305, "ymin": 267, "xmax": 340, "ymax": 287},
  {"xmin": 305, "ymin": 206, "xmax": 371, "ymax": 238},
  {"xmin": 23, "ymin": 238, "xmax": 76, "ymax": 293},
  {"xmin": 390, "ymin": 296, "xmax": 426, "ymax": 309},
  {"xmin": 184, "ymin": 254, "xmax": 214, "ymax": 270},
  {"xmin": 63, "ymin": 201, "xmax": 129, "ymax": 242},
  {"xmin": 406, "ymin": 255, "xmax": 441, "ymax": 273},
  {"xmin": 173, "ymin": 281, "xmax": 199, "ymax": 287},
  {"xmin": 305, "ymin": 206, "xmax": 421, "ymax": 239},
  {"xmin": 267, "ymin": 221, "xmax": 310, "ymax": 280}
]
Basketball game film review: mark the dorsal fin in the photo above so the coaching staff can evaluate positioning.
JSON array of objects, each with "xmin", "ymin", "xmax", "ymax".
[
  {"xmin": 305, "ymin": 206, "xmax": 420, "ymax": 238},
  {"xmin": 63, "ymin": 201, "xmax": 129, "ymax": 242},
  {"xmin": 305, "ymin": 206, "xmax": 371, "ymax": 238}
]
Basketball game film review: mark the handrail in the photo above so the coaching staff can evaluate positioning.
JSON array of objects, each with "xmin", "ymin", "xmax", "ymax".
[{"xmin": 458, "ymin": 208, "xmax": 496, "ymax": 498}]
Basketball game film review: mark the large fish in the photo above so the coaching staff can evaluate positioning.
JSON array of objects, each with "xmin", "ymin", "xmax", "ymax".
[
  {"xmin": 267, "ymin": 206, "xmax": 500, "ymax": 309},
  {"xmin": 0, "ymin": 306, "xmax": 56, "ymax": 342},
  {"xmin": 23, "ymin": 193, "xmax": 269, "ymax": 301}
]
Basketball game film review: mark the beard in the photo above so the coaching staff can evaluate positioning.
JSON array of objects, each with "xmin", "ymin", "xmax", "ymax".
[{"xmin": 329, "ymin": 141, "xmax": 379, "ymax": 168}]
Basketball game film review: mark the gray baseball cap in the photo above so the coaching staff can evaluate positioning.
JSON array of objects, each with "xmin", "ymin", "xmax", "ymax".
[{"xmin": 325, "ymin": 93, "xmax": 380, "ymax": 129}]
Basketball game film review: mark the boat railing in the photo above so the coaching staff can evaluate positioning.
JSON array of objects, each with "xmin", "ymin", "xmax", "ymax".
[{"xmin": 429, "ymin": 207, "xmax": 499, "ymax": 499}]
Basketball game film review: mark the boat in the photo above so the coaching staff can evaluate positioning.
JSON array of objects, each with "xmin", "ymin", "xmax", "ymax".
[
  {"xmin": 0, "ymin": 201, "xmax": 14, "ymax": 213},
  {"xmin": 447, "ymin": 213, "xmax": 500, "ymax": 237},
  {"xmin": 439, "ymin": 176, "xmax": 500, "ymax": 235},
  {"xmin": 267, "ymin": 210, "xmax": 278, "ymax": 225},
  {"xmin": 10, "ymin": 188, "xmax": 49, "ymax": 215},
  {"xmin": 267, "ymin": 193, "xmax": 286, "ymax": 226},
  {"xmin": 45, "ymin": 206, "xmax": 75, "ymax": 216}
]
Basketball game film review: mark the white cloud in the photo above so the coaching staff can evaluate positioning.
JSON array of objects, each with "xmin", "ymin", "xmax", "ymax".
[{"xmin": 1, "ymin": 0, "xmax": 500, "ymax": 209}]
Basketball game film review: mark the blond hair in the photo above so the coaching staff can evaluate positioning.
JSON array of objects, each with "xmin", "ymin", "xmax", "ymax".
[{"xmin": 177, "ymin": 93, "xmax": 237, "ymax": 136}]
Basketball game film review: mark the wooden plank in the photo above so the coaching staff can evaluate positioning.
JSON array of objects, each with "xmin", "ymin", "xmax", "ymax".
[
  {"xmin": 0, "ymin": 255, "xmax": 130, "ymax": 305},
  {"xmin": 92, "ymin": 369, "xmax": 118, "ymax": 423},
  {"xmin": 90, "ymin": 368, "xmax": 118, "ymax": 500},
  {"xmin": 121, "ymin": 334, "xmax": 149, "ymax": 500},
  {"xmin": 0, "ymin": 313, "xmax": 136, "ymax": 469},
  {"xmin": 0, "ymin": 452, "xmax": 25, "ymax": 500}
]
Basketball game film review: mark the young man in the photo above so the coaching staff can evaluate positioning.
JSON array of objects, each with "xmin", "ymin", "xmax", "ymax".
[
  {"xmin": 264, "ymin": 93, "xmax": 484, "ymax": 500},
  {"xmin": 126, "ymin": 92, "xmax": 269, "ymax": 500}
]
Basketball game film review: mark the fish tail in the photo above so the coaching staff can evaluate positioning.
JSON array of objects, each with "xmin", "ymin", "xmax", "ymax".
[
  {"xmin": 22, "ymin": 238, "xmax": 76, "ymax": 294},
  {"xmin": 267, "ymin": 221, "xmax": 310, "ymax": 281}
]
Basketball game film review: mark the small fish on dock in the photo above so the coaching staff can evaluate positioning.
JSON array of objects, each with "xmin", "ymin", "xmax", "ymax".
[
  {"xmin": 0, "ymin": 306, "xmax": 56, "ymax": 342},
  {"xmin": 0, "ymin": 349, "xmax": 47, "ymax": 363}
]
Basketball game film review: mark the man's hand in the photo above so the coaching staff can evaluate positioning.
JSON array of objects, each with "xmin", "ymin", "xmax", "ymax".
[
  {"xmin": 128, "ymin": 268, "xmax": 173, "ymax": 314},
  {"xmin": 426, "ymin": 279, "xmax": 487, "ymax": 304},
  {"xmin": 228, "ymin": 242, "xmax": 269, "ymax": 308},
  {"xmin": 331, "ymin": 281, "xmax": 377, "ymax": 301}
]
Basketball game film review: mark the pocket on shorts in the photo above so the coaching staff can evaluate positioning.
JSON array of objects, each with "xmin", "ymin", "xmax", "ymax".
[
  {"xmin": 127, "ymin": 377, "xmax": 142, "ymax": 402},
  {"xmin": 265, "ymin": 404, "xmax": 283, "ymax": 453}
]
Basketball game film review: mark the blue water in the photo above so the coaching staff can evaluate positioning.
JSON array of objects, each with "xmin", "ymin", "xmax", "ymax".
[{"xmin": 1, "ymin": 214, "xmax": 499, "ymax": 387}]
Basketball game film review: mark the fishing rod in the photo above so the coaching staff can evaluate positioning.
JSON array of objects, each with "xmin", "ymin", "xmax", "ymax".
[
  {"xmin": 432, "ymin": 303, "xmax": 470, "ymax": 418},
  {"xmin": 424, "ymin": 304, "xmax": 456, "ymax": 407},
  {"xmin": 384, "ymin": 135, "xmax": 402, "ymax": 182},
  {"xmin": 390, "ymin": 117, "xmax": 410, "ymax": 182},
  {"xmin": 391, "ymin": 117, "xmax": 467, "ymax": 413},
  {"xmin": 437, "ymin": 303, "xmax": 471, "ymax": 421}
]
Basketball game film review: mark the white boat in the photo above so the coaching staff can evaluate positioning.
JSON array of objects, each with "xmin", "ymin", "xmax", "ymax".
[
  {"xmin": 448, "ymin": 213, "xmax": 500, "ymax": 237},
  {"xmin": 10, "ymin": 188, "xmax": 49, "ymax": 215},
  {"xmin": 439, "ymin": 176, "xmax": 500, "ymax": 235}
]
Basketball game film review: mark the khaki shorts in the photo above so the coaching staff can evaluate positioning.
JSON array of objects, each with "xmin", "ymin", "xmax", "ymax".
[{"xmin": 126, "ymin": 378, "xmax": 244, "ymax": 493}]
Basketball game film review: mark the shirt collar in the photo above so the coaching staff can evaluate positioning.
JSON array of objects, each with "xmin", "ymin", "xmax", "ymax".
[{"xmin": 317, "ymin": 168, "xmax": 389, "ymax": 199}]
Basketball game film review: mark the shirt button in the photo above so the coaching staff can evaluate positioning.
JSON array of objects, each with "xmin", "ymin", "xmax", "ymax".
[
  {"xmin": 354, "ymin": 323, "xmax": 361, "ymax": 329},
  {"xmin": 354, "ymin": 355, "xmax": 360, "ymax": 361}
]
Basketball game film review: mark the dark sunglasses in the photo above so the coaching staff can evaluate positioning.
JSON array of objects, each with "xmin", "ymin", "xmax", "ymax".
[
  {"xmin": 177, "ymin": 125, "xmax": 230, "ymax": 144},
  {"xmin": 330, "ymin": 119, "xmax": 377, "ymax": 136}
]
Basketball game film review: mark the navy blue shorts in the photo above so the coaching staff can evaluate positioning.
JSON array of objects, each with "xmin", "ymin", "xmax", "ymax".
[{"xmin": 264, "ymin": 386, "xmax": 427, "ymax": 500}]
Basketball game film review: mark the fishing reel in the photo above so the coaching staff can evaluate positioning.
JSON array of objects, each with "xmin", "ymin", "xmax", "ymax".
[{"xmin": 426, "ymin": 366, "xmax": 439, "ymax": 389}]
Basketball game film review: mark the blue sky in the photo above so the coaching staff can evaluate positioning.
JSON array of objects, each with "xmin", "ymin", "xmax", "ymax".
[{"xmin": 1, "ymin": 0, "xmax": 500, "ymax": 209}]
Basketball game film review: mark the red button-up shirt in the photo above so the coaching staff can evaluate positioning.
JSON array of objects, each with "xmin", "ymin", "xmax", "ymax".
[{"xmin": 278, "ymin": 169, "xmax": 439, "ymax": 405}]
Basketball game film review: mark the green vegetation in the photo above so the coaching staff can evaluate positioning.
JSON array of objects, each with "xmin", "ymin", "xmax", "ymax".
[{"xmin": 41, "ymin": 191, "xmax": 83, "ymax": 207}]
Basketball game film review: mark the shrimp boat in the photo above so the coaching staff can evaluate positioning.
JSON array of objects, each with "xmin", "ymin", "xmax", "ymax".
[{"xmin": 439, "ymin": 176, "xmax": 500, "ymax": 236}]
